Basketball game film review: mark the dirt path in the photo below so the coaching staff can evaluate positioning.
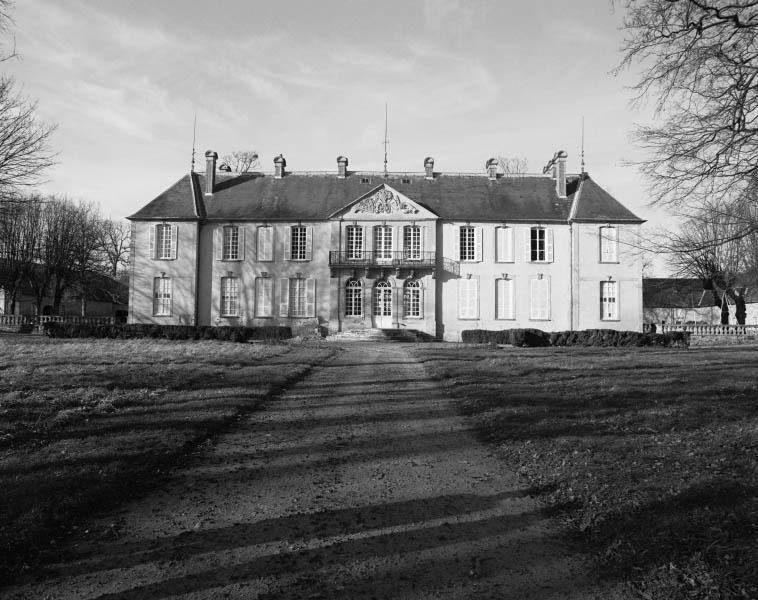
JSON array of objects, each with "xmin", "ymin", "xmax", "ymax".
[{"xmin": 6, "ymin": 343, "xmax": 602, "ymax": 599}]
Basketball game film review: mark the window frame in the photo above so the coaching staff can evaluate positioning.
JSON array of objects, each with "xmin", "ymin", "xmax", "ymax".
[
  {"xmin": 290, "ymin": 225, "xmax": 308, "ymax": 261},
  {"xmin": 529, "ymin": 276, "xmax": 551, "ymax": 321},
  {"xmin": 458, "ymin": 277, "xmax": 479, "ymax": 320},
  {"xmin": 495, "ymin": 226, "xmax": 514, "ymax": 263},
  {"xmin": 600, "ymin": 280, "xmax": 619, "ymax": 320},
  {"xmin": 403, "ymin": 225, "xmax": 422, "ymax": 261},
  {"xmin": 289, "ymin": 278, "xmax": 307, "ymax": 317},
  {"xmin": 530, "ymin": 227, "xmax": 546, "ymax": 262},
  {"xmin": 345, "ymin": 278, "xmax": 363, "ymax": 317},
  {"xmin": 222, "ymin": 225, "xmax": 240, "ymax": 261},
  {"xmin": 220, "ymin": 276, "xmax": 240, "ymax": 317},
  {"xmin": 152, "ymin": 277, "xmax": 172, "ymax": 316},
  {"xmin": 403, "ymin": 279, "xmax": 423, "ymax": 318},
  {"xmin": 459, "ymin": 226, "xmax": 476, "ymax": 261},
  {"xmin": 599, "ymin": 226, "xmax": 619, "ymax": 263},
  {"xmin": 346, "ymin": 225, "xmax": 364, "ymax": 260},
  {"xmin": 255, "ymin": 277, "xmax": 273, "ymax": 317},
  {"xmin": 495, "ymin": 277, "xmax": 515, "ymax": 320},
  {"xmin": 257, "ymin": 225, "xmax": 274, "ymax": 262}
]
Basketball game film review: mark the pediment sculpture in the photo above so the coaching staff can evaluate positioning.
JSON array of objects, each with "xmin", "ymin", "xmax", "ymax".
[{"xmin": 353, "ymin": 188, "xmax": 418, "ymax": 214}]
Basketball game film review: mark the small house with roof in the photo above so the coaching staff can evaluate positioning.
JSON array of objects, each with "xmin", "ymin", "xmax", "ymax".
[{"xmin": 127, "ymin": 150, "xmax": 644, "ymax": 340}]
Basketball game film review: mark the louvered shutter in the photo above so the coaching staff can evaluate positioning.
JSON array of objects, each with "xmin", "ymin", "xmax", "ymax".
[
  {"xmin": 170, "ymin": 225, "xmax": 178, "ymax": 260},
  {"xmin": 421, "ymin": 225, "xmax": 428, "ymax": 254},
  {"xmin": 474, "ymin": 227, "xmax": 483, "ymax": 262},
  {"xmin": 238, "ymin": 227, "xmax": 245, "ymax": 260},
  {"xmin": 546, "ymin": 228, "xmax": 554, "ymax": 263},
  {"xmin": 305, "ymin": 226, "xmax": 313, "ymax": 261},
  {"xmin": 279, "ymin": 278, "xmax": 290, "ymax": 316},
  {"xmin": 524, "ymin": 229, "xmax": 532, "ymax": 262},
  {"xmin": 419, "ymin": 287, "xmax": 425, "ymax": 319},
  {"xmin": 498, "ymin": 227, "xmax": 514, "ymax": 262},
  {"xmin": 215, "ymin": 227, "xmax": 223, "ymax": 261},
  {"xmin": 364, "ymin": 283, "xmax": 373, "ymax": 319},
  {"xmin": 148, "ymin": 224, "xmax": 155, "ymax": 260},
  {"xmin": 453, "ymin": 227, "xmax": 460, "ymax": 261},
  {"xmin": 284, "ymin": 227, "xmax": 292, "ymax": 261},
  {"xmin": 530, "ymin": 278, "xmax": 550, "ymax": 320},
  {"xmin": 497, "ymin": 279, "xmax": 514, "ymax": 319},
  {"xmin": 305, "ymin": 278, "xmax": 316, "ymax": 317}
]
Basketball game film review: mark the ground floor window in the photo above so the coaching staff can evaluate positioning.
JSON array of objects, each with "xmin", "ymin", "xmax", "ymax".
[
  {"xmin": 153, "ymin": 277, "xmax": 172, "ymax": 316},
  {"xmin": 530, "ymin": 277, "xmax": 550, "ymax": 320},
  {"xmin": 345, "ymin": 279, "xmax": 362, "ymax": 317},
  {"xmin": 601, "ymin": 280, "xmax": 618, "ymax": 320},
  {"xmin": 221, "ymin": 276, "xmax": 239, "ymax": 317},
  {"xmin": 404, "ymin": 279, "xmax": 422, "ymax": 318},
  {"xmin": 289, "ymin": 278, "xmax": 307, "ymax": 317},
  {"xmin": 458, "ymin": 277, "xmax": 479, "ymax": 319},
  {"xmin": 495, "ymin": 278, "xmax": 514, "ymax": 319},
  {"xmin": 280, "ymin": 278, "xmax": 315, "ymax": 317},
  {"xmin": 255, "ymin": 277, "xmax": 272, "ymax": 317}
]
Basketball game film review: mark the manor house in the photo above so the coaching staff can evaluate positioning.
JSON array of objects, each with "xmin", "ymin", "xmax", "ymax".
[{"xmin": 127, "ymin": 150, "xmax": 644, "ymax": 340}]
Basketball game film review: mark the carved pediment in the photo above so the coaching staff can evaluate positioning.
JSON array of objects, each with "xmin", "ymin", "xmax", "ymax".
[{"xmin": 353, "ymin": 188, "xmax": 418, "ymax": 215}]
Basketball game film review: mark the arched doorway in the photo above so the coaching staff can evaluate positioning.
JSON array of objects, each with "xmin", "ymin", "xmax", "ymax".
[{"xmin": 373, "ymin": 280, "xmax": 393, "ymax": 328}]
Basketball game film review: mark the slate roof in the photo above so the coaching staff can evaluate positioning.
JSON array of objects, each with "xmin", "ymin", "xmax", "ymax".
[{"xmin": 128, "ymin": 170, "xmax": 644, "ymax": 224}]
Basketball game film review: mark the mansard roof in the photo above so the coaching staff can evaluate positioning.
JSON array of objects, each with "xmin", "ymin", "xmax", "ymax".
[{"xmin": 128, "ymin": 170, "xmax": 644, "ymax": 224}]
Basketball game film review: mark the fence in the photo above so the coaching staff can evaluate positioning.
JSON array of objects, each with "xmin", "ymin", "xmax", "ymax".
[
  {"xmin": 646, "ymin": 323, "xmax": 758, "ymax": 336},
  {"xmin": 0, "ymin": 314, "xmax": 115, "ymax": 331}
]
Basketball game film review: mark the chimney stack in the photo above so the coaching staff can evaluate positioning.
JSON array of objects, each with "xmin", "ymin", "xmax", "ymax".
[
  {"xmin": 486, "ymin": 157, "xmax": 498, "ymax": 180},
  {"xmin": 273, "ymin": 154, "xmax": 286, "ymax": 179},
  {"xmin": 424, "ymin": 156, "xmax": 434, "ymax": 180},
  {"xmin": 555, "ymin": 150, "xmax": 567, "ymax": 198},
  {"xmin": 337, "ymin": 156, "xmax": 348, "ymax": 179},
  {"xmin": 204, "ymin": 150, "xmax": 217, "ymax": 196}
]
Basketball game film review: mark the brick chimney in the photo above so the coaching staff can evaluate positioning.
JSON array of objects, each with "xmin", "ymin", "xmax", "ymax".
[
  {"xmin": 337, "ymin": 156, "xmax": 348, "ymax": 178},
  {"xmin": 555, "ymin": 150, "xmax": 567, "ymax": 198},
  {"xmin": 274, "ymin": 154, "xmax": 286, "ymax": 179},
  {"xmin": 424, "ymin": 156, "xmax": 434, "ymax": 180},
  {"xmin": 486, "ymin": 157, "xmax": 498, "ymax": 180},
  {"xmin": 204, "ymin": 150, "xmax": 217, "ymax": 196}
]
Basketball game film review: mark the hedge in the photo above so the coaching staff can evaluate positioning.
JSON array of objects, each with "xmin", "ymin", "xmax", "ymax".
[
  {"xmin": 461, "ymin": 328, "xmax": 690, "ymax": 348},
  {"xmin": 41, "ymin": 323, "xmax": 293, "ymax": 343}
]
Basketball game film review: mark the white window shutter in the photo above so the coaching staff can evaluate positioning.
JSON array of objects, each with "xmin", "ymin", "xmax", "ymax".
[
  {"xmin": 170, "ymin": 225, "xmax": 178, "ymax": 260},
  {"xmin": 419, "ymin": 287, "xmax": 425, "ymax": 319},
  {"xmin": 256, "ymin": 227, "xmax": 262, "ymax": 261},
  {"xmin": 598, "ymin": 227, "xmax": 604, "ymax": 262},
  {"xmin": 364, "ymin": 283, "xmax": 372, "ymax": 318},
  {"xmin": 284, "ymin": 227, "xmax": 292, "ymax": 261},
  {"xmin": 453, "ymin": 227, "xmax": 460, "ymax": 261},
  {"xmin": 279, "ymin": 278, "xmax": 289, "ymax": 316},
  {"xmin": 262, "ymin": 279, "xmax": 272, "ymax": 316},
  {"xmin": 238, "ymin": 227, "xmax": 245, "ymax": 260},
  {"xmin": 474, "ymin": 227, "xmax": 483, "ymax": 262},
  {"xmin": 148, "ymin": 224, "xmax": 155, "ymax": 260},
  {"xmin": 305, "ymin": 278, "xmax": 316, "ymax": 317},
  {"xmin": 305, "ymin": 226, "xmax": 313, "ymax": 261},
  {"xmin": 530, "ymin": 279, "xmax": 540, "ymax": 319},
  {"xmin": 546, "ymin": 228, "xmax": 554, "ymax": 263},
  {"xmin": 215, "ymin": 227, "xmax": 223, "ymax": 261},
  {"xmin": 421, "ymin": 225, "xmax": 427, "ymax": 253},
  {"xmin": 524, "ymin": 229, "xmax": 531, "ymax": 262},
  {"xmin": 505, "ymin": 227, "xmax": 514, "ymax": 262},
  {"xmin": 545, "ymin": 277, "xmax": 551, "ymax": 319},
  {"xmin": 474, "ymin": 277, "xmax": 480, "ymax": 318}
]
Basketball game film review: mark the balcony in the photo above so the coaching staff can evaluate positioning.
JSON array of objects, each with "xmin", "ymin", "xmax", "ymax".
[{"xmin": 329, "ymin": 251, "xmax": 460, "ymax": 277}]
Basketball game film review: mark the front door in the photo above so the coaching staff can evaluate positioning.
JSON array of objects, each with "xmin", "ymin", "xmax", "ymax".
[{"xmin": 373, "ymin": 280, "xmax": 393, "ymax": 328}]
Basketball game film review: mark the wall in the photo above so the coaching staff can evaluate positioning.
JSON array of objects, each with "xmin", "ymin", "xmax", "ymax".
[
  {"xmin": 129, "ymin": 220, "xmax": 199, "ymax": 325},
  {"xmin": 573, "ymin": 222, "xmax": 643, "ymax": 331}
]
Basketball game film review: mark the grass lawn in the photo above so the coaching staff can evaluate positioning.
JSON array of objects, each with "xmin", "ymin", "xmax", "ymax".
[
  {"xmin": 414, "ymin": 345, "xmax": 758, "ymax": 600},
  {"xmin": 0, "ymin": 335, "xmax": 334, "ymax": 579}
]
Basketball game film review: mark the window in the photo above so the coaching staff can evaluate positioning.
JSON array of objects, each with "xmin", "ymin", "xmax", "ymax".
[
  {"xmin": 221, "ymin": 276, "xmax": 239, "ymax": 317},
  {"xmin": 346, "ymin": 225, "xmax": 363, "ymax": 260},
  {"xmin": 459, "ymin": 226, "xmax": 475, "ymax": 261},
  {"xmin": 458, "ymin": 277, "xmax": 479, "ymax": 319},
  {"xmin": 255, "ymin": 277, "xmax": 272, "ymax": 317},
  {"xmin": 530, "ymin": 227, "xmax": 546, "ymax": 261},
  {"xmin": 404, "ymin": 279, "xmax": 423, "ymax": 318},
  {"xmin": 279, "ymin": 278, "xmax": 316, "ymax": 317},
  {"xmin": 257, "ymin": 226, "xmax": 273, "ymax": 261},
  {"xmin": 374, "ymin": 225, "xmax": 393, "ymax": 262},
  {"xmin": 403, "ymin": 225, "xmax": 421, "ymax": 260},
  {"xmin": 530, "ymin": 277, "xmax": 550, "ymax": 320},
  {"xmin": 153, "ymin": 277, "xmax": 172, "ymax": 316},
  {"xmin": 150, "ymin": 224, "xmax": 176, "ymax": 260},
  {"xmin": 290, "ymin": 226, "xmax": 307, "ymax": 260},
  {"xmin": 601, "ymin": 281, "xmax": 618, "ymax": 320},
  {"xmin": 496, "ymin": 278, "xmax": 515, "ymax": 319},
  {"xmin": 600, "ymin": 226, "xmax": 618, "ymax": 263},
  {"xmin": 345, "ymin": 279, "xmax": 362, "ymax": 317},
  {"xmin": 495, "ymin": 227, "xmax": 514, "ymax": 262},
  {"xmin": 222, "ymin": 226, "xmax": 240, "ymax": 260}
]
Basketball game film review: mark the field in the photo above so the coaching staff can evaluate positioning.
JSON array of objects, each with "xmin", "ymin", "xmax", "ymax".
[
  {"xmin": 0, "ymin": 335, "xmax": 334, "ymax": 578},
  {"xmin": 413, "ymin": 345, "xmax": 758, "ymax": 599}
]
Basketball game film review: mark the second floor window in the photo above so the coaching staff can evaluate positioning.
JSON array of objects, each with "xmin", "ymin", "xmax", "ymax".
[
  {"xmin": 374, "ymin": 225, "xmax": 393, "ymax": 261},
  {"xmin": 459, "ymin": 226, "xmax": 475, "ymax": 261},
  {"xmin": 222, "ymin": 226, "xmax": 240, "ymax": 260},
  {"xmin": 346, "ymin": 225, "xmax": 363, "ymax": 259},
  {"xmin": 403, "ymin": 225, "xmax": 421, "ymax": 260},
  {"xmin": 600, "ymin": 226, "xmax": 618, "ymax": 262},
  {"xmin": 530, "ymin": 227, "xmax": 546, "ymax": 261},
  {"xmin": 257, "ymin": 226, "xmax": 273, "ymax": 261},
  {"xmin": 291, "ymin": 226, "xmax": 307, "ymax": 260},
  {"xmin": 151, "ymin": 224, "xmax": 176, "ymax": 260}
]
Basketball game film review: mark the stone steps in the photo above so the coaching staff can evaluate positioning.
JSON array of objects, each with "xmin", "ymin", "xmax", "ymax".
[{"xmin": 326, "ymin": 328, "xmax": 439, "ymax": 343}]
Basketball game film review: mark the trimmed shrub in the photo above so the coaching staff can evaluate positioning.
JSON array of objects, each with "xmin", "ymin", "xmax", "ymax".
[
  {"xmin": 461, "ymin": 328, "xmax": 690, "ymax": 348},
  {"xmin": 40, "ymin": 323, "xmax": 293, "ymax": 343}
]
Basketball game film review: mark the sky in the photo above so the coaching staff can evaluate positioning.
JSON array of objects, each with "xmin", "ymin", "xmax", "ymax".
[{"xmin": 6, "ymin": 0, "xmax": 672, "ymax": 268}]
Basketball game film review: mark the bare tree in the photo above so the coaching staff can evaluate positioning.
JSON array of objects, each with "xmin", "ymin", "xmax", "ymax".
[
  {"xmin": 617, "ymin": 0, "xmax": 758, "ymax": 210},
  {"xmin": 96, "ymin": 218, "xmax": 130, "ymax": 278},
  {"xmin": 496, "ymin": 156, "xmax": 529, "ymax": 178},
  {"xmin": 220, "ymin": 150, "xmax": 259, "ymax": 173},
  {"xmin": 0, "ymin": 192, "xmax": 41, "ymax": 312}
]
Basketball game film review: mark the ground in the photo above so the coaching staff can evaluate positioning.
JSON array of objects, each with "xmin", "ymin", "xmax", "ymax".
[{"xmin": 2, "ymin": 341, "xmax": 610, "ymax": 600}]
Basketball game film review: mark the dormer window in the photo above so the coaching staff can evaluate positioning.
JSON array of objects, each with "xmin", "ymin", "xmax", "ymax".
[{"xmin": 361, "ymin": 177, "xmax": 370, "ymax": 184}]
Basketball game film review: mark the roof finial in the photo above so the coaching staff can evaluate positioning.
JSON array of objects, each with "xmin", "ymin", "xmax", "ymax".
[
  {"xmin": 190, "ymin": 113, "xmax": 197, "ymax": 173},
  {"xmin": 383, "ymin": 102, "xmax": 389, "ymax": 178},
  {"xmin": 580, "ymin": 116, "xmax": 586, "ymax": 175}
]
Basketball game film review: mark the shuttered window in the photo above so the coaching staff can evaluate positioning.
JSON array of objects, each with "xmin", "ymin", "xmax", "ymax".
[
  {"xmin": 257, "ymin": 226, "xmax": 273, "ymax": 261},
  {"xmin": 495, "ymin": 226, "xmax": 513, "ymax": 262},
  {"xmin": 290, "ymin": 226, "xmax": 312, "ymax": 261},
  {"xmin": 458, "ymin": 278, "xmax": 479, "ymax": 319},
  {"xmin": 459, "ymin": 226, "xmax": 475, "ymax": 261},
  {"xmin": 600, "ymin": 226, "xmax": 618, "ymax": 262},
  {"xmin": 223, "ymin": 226, "xmax": 240, "ymax": 260},
  {"xmin": 526, "ymin": 227, "xmax": 553, "ymax": 263},
  {"xmin": 220, "ymin": 276, "xmax": 239, "ymax": 317},
  {"xmin": 530, "ymin": 277, "xmax": 550, "ymax": 320},
  {"xmin": 255, "ymin": 277, "xmax": 272, "ymax": 317},
  {"xmin": 496, "ymin": 278, "xmax": 515, "ymax": 319},
  {"xmin": 150, "ymin": 224, "xmax": 177, "ymax": 260}
]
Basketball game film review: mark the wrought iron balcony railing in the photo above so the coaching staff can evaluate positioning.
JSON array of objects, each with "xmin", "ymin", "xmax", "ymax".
[{"xmin": 329, "ymin": 251, "xmax": 460, "ymax": 276}]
